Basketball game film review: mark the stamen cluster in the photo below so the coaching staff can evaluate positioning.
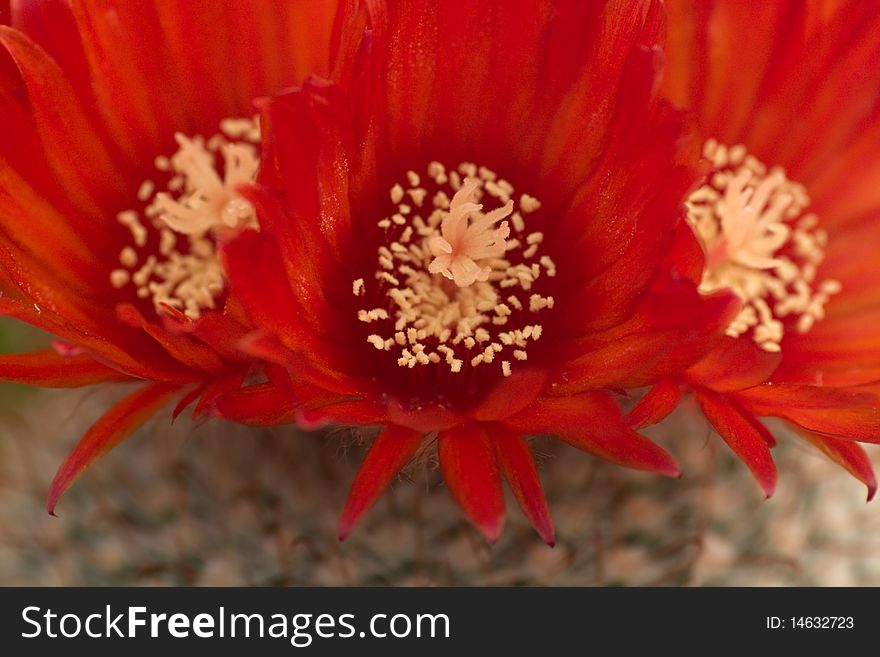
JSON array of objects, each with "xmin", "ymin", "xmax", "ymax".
[
  {"xmin": 686, "ymin": 140, "xmax": 840, "ymax": 352},
  {"xmin": 354, "ymin": 162, "xmax": 556, "ymax": 377},
  {"xmin": 110, "ymin": 117, "xmax": 261, "ymax": 319}
]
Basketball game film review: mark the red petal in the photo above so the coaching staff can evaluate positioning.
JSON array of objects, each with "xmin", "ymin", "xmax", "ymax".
[
  {"xmin": 115, "ymin": 303, "xmax": 226, "ymax": 374},
  {"xmin": 626, "ymin": 380, "xmax": 682, "ymax": 429},
  {"xmin": 686, "ymin": 337, "xmax": 782, "ymax": 393},
  {"xmin": 338, "ymin": 424, "xmax": 424, "ymax": 540},
  {"xmin": 663, "ymin": 220, "xmax": 706, "ymax": 287},
  {"xmin": 696, "ymin": 389, "xmax": 777, "ymax": 498},
  {"xmin": 238, "ymin": 330, "xmax": 363, "ymax": 398},
  {"xmin": 47, "ymin": 383, "xmax": 181, "ymax": 513},
  {"xmin": 557, "ymin": 286, "xmax": 739, "ymax": 393},
  {"xmin": 469, "ymin": 368, "xmax": 548, "ymax": 422},
  {"xmin": 504, "ymin": 392, "xmax": 680, "ymax": 477},
  {"xmin": 363, "ymin": 0, "xmax": 672, "ymax": 200},
  {"xmin": 297, "ymin": 398, "xmax": 387, "ymax": 430},
  {"xmin": 0, "ymin": 296, "xmax": 188, "ymax": 383},
  {"xmin": 0, "ymin": 349, "xmax": 129, "ymax": 387},
  {"xmin": 11, "ymin": 0, "xmax": 92, "ymax": 100},
  {"xmin": 66, "ymin": 1, "xmax": 190, "ymax": 162},
  {"xmin": 751, "ymin": 416, "xmax": 778, "ymax": 448},
  {"xmin": 663, "ymin": 0, "xmax": 798, "ymax": 146},
  {"xmin": 438, "ymin": 424, "xmax": 505, "ymax": 542},
  {"xmin": 0, "ymin": 96, "xmax": 108, "ymax": 288},
  {"xmin": 209, "ymin": 382, "xmax": 296, "ymax": 427},
  {"xmin": 193, "ymin": 371, "xmax": 246, "ymax": 420},
  {"xmin": 222, "ymin": 227, "xmax": 346, "ymax": 377},
  {"xmin": 169, "ymin": 310, "xmax": 251, "ymax": 363},
  {"xmin": 797, "ymin": 429, "xmax": 877, "ymax": 501},
  {"xmin": 489, "ymin": 426, "xmax": 555, "ymax": 546},
  {"xmin": 260, "ymin": 81, "xmax": 354, "ymax": 263},
  {"xmin": 386, "ymin": 402, "xmax": 463, "ymax": 434},
  {"xmin": 0, "ymin": 26, "xmax": 125, "ymax": 215},
  {"xmin": 735, "ymin": 384, "xmax": 880, "ymax": 442},
  {"xmin": 772, "ymin": 298, "xmax": 880, "ymax": 387}
]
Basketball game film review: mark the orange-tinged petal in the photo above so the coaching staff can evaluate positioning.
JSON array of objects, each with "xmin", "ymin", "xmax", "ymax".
[
  {"xmin": 438, "ymin": 424, "xmax": 505, "ymax": 542},
  {"xmin": 734, "ymin": 384, "xmax": 880, "ymax": 442},
  {"xmin": 626, "ymin": 380, "xmax": 681, "ymax": 429},
  {"xmin": 47, "ymin": 382, "xmax": 181, "ymax": 514},
  {"xmin": 338, "ymin": 424, "xmax": 424, "ymax": 540},
  {"xmin": 797, "ymin": 428, "xmax": 877, "ymax": 501},
  {"xmin": 171, "ymin": 384, "xmax": 204, "ymax": 422}
]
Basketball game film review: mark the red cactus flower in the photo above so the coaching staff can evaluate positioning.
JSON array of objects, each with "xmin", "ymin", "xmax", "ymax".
[
  {"xmin": 219, "ymin": 0, "xmax": 740, "ymax": 544},
  {"xmin": 0, "ymin": 0, "xmax": 341, "ymax": 511},
  {"xmin": 638, "ymin": 0, "xmax": 880, "ymax": 499}
]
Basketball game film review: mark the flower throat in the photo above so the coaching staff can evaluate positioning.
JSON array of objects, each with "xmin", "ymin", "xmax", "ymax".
[{"xmin": 354, "ymin": 162, "xmax": 556, "ymax": 379}]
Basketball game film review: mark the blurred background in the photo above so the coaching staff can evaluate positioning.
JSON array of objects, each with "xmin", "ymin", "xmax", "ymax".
[{"xmin": 1, "ymin": 318, "xmax": 879, "ymax": 586}]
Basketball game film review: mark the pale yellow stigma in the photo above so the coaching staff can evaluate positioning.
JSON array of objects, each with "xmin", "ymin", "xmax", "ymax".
[
  {"xmin": 686, "ymin": 140, "xmax": 840, "ymax": 352},
  {"xmin": 110, "ymin": 116, "xmax": 261, "ymax": 319},
  {"xmin": 355, "ymin": 162, "xmax": 553, "ymax": 377}
]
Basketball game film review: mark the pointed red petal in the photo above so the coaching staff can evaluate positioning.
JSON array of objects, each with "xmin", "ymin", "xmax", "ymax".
[
  {"xmin": 489, "ymin": 426, "xmax": 555, "ymax": 546},
  {"xmin": 0, "ymin": 349, "xmax": 129, "ymax": 387},
  {"xmin": 47, "ymin": 383, "xmax": 181, "ymax": 514},
  {"xmin": 735, "ymin": 384, "xmax": 880, "ymax": 442},
  {"xmin": 171, "ymin": 384, "xmax": 204, "ymax": 422},
  {"xmin": 438, "ymin": 424, "xmax": 505, "ymax": 542},
  {"xmin": 504, "ymin": 392, "xmax": 680, "ymax": 477},
  {"xmin": 626, "ymin": 379, "xmax": 681, "ymax": 429},
  {"xmin": 797, "ymin": 429, "xmax": 877, "ymax": 501},
  {"xmin": 696, "ymin": 389, "xmax": 777, "ymax": 498},
  {"xmin": 750, "ymin": 415, "xmax": 778, "ymax": 448},
  {"xmin": 338, "ymin": 425, "xmax": 423, "ymax": 540}
]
